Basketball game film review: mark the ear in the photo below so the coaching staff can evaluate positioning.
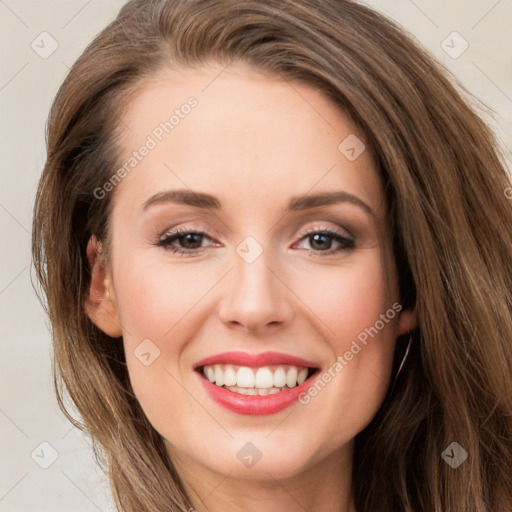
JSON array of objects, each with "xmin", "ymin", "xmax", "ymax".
[
  {"xmin": 84, "ymin": 235, "xmax": 123, "ymax": 338},
  {"xmin": 396, "ymin": 307, "xmax": 417, "ymax": 336}
]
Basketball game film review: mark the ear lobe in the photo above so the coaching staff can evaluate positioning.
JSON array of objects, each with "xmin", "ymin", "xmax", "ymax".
[
  {"xmin": 397, "ymin": 307, "xmax": 417, "ymax": 336},
  {"xmin": 84, "ymin": 235, "xmax": 123, "ymax": 338}
]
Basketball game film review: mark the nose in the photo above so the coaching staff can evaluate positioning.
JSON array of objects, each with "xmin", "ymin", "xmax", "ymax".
[{"xmin": 217, "ymin": 243, "xmax": 294, "ymax": 334}]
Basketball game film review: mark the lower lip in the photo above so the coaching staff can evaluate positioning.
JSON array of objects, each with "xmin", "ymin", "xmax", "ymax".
[{"xmin": 197, "ymin": 371, "xmax": 318, "ymax": 415}]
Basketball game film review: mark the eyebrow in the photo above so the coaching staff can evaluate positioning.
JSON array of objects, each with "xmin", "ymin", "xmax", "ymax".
[{"xmin": 142, "ymin": 189, "xmax": 375, "ymax": 217}]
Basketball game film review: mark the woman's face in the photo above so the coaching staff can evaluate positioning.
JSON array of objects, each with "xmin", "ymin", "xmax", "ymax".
[{"xmin": 87, "ymin": 63, "xmax": 413, "ymax": 482}]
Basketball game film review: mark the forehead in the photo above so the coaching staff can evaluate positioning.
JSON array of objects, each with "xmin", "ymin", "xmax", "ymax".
[{"xmin": 112, "ymin": 63, "xmax": 385, "ymax": 219}]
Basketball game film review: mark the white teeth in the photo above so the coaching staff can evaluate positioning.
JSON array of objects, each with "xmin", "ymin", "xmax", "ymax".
[
  {"xmin": 237, "ymin": 366, "xmax": 255, "ymax": 388},
  {"xmin": 214, "ymin": 365, "xmax": 224, "ymax": 386},
  {"xmin": 202, "ymin": 363, "xmax": 313, "ymax": 392},
  {"xmin": 286, "ymin": 366, "xmax": 298, "ymax": 388},
  {"xmin": 255, "ymin": 367, "xmax": 273, "ymax": 388},
  {"xmin": 273, "ymin": 366, "xmax": 287, "ymax": 388},
  {"xmin": 297, "ymin": 368, "xmax": 308, "ymax": 385},
  {"xmin": 223, "ymin": 366, "xmax": 237, "ymax": 386},
  {"xmin": 225, "ymin": 385, "xmax": 290, "ymax": 395}
]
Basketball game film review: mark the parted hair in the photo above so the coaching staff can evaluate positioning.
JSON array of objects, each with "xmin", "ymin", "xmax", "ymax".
[{"xmin": 32, "ymin": 1, "xmax": 512, "ymax": 510}]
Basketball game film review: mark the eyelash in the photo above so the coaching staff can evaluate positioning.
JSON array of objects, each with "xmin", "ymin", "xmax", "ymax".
[{"xmin": 154, "ymin": 226, "xmax": 355, "ymax": 257}]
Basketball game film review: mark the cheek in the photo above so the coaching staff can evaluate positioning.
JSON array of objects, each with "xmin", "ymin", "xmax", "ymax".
[
  {"xmin": 110, "ymin": 256, "xmax": 204, "ymax": 420},
  {"xmin": 289, "ymin": 252, "xmax": 398, "ymax": 435},
  {"xmin": 291, "ymin": 251, "xmax": 395, "ymax": 350},
  {"xmin": 113, "ymin": 255, "xmax": 206, "ymax": 342}
]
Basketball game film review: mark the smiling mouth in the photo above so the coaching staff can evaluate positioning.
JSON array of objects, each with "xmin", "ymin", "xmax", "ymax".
[{"xmin": 196, "ymin": 364, "xmax": 319, "ymax": 396}]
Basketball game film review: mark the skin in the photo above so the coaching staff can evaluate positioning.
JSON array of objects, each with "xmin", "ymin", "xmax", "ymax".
[{"xmin": 85, "ymin": 63, "xmax": 416, "ymax": 512}]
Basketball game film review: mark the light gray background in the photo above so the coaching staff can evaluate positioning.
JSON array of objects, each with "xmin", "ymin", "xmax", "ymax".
[{"xmin": 1, "ymin": 1, "xmax": 511, "ymax": 510}]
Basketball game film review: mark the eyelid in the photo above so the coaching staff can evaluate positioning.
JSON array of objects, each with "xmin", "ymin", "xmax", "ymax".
[
  {"xmin": 297, "ymin": 224, "xmax": 354, "ymax": 240},
  {"xmin": 157, "ymin": 224, "xmax": 218, "ymax": 242},
  {"xmin": 156, "ymin": 221, "xmax": 353, "ymax": 244},
  {"xmin": 155, "ymin": 222, "xmax": 356, "ymax": 257}
]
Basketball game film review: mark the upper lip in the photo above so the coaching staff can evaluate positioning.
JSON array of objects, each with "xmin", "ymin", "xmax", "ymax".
[{"xmin": 193, "ymin": 351, "xmax": 320, "ymax": 370}]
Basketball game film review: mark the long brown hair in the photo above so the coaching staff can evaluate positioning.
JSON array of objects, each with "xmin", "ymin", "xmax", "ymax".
[{"xmin": 32, "ymin": 1, "xmax": 512, "ymax": 510}]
